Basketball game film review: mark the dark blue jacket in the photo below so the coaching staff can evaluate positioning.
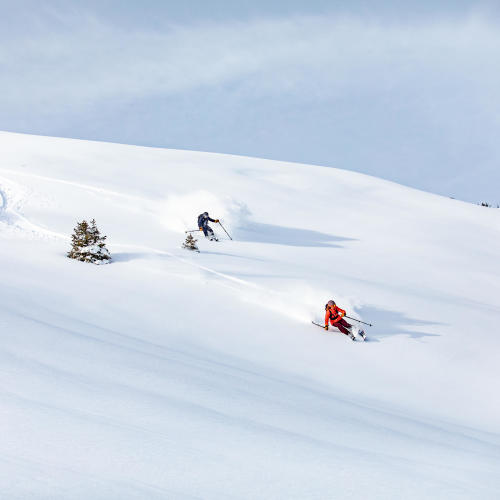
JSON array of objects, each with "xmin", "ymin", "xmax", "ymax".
[{"xmin": 198, "ymin": 213, "xmax": 216, "ymax": 228}]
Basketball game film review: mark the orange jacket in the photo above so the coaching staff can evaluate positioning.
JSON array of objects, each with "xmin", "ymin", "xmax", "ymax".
[{"xmin": 325, "ymin": 305, "xmax": 346, "ymax": 326}]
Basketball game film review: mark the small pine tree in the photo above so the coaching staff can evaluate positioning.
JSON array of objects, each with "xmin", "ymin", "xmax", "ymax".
[
  {"xmin": 67, "ymin": 219, "xmax": 111, "ymax": 264},
  {"xmin": 182, "ymin": 234, "xmax": 199, "ymax": 252}
]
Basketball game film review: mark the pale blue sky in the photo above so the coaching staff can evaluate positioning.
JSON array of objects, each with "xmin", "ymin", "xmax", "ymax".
[{"xmin": 2, "ymin": 0, "xmax": 499, "ymax": 202}]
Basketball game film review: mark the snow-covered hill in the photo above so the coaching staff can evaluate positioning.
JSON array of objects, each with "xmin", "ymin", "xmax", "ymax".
[{"xmin": 1, "ymin": 131, "xmax": 499, "ymax": 499}]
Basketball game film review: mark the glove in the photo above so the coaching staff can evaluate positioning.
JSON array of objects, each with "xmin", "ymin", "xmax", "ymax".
[
  {"xmin": 199, "ymin": 228, "xmax": 203, "ymax": 231},
  {"xmin": 324, "ymin": 325, "xmax": 328, "ymax": 331},
  {"xmin": 215, "ymin": 219, "xmax": 220, "ymax": 223}
]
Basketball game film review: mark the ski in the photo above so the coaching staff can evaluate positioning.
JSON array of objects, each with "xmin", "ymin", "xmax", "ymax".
[{"xmin": 311, "ymin": 321, "xmax": 356, "ymax": 341}]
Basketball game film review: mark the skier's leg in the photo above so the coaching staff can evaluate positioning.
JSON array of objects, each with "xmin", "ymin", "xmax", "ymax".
[
  {"xmin": 202, "ymin": 226, "xmax": 209, "ymax": 237},
  {"xmin": 338, "ymin": 318, "xmax": 353, "ymax": 331},
  {"xmin": 207, "ymin": 226, "xmax": 216, "ymax": 241},
  {"xmin": 332, "ymin": 319, "xmax": 355, "ymax": 340},
  {"xmin": 331, "ymin": 320, "xmax": 350, "ymax": 335}
]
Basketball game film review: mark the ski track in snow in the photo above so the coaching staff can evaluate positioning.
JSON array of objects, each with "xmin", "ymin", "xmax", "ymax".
[
  {"xmin": 0, "ymin": 175, "xmax": 68, "ymax": 240},
  {"xmin": 0, "ymin": 167, "xmax": 154, "ymax": 240},
  {"xmin": 114, "ymin": 242, "xmax": 304, "ymax": 323},
  {"xmin": 0, "ymin": 168, "xmax": 151, "ymax": 204}
]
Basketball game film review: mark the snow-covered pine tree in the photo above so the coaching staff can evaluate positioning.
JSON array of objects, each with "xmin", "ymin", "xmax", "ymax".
[
  {"xmin": 67, "ymin": 219, "xmax": 111, "ymax": 264},
  {"xmin": 182, "ymin": 233, "xmax": 199, "ymax": 252}
]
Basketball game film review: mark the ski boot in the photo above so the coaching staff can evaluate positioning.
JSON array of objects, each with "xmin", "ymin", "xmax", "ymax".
[{"xmin": 348, "ymin": 331, "xmax": 356, "ymax": 341}]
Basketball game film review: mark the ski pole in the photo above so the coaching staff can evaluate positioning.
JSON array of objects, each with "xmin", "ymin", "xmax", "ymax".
[
  {"xmin": 185, "ymin": 229, "xmax": 201, "ymax": 233},
  {"xmin": 345, "ymin": 316, "xmax": 373, "ymax": 327},
  {"xmin": 218, "ymin": 221, "xmax": 232, "ymax": 240},
  {"xmin": 312, "ymin": 321, "xmax": 325, "ymax": 328}
]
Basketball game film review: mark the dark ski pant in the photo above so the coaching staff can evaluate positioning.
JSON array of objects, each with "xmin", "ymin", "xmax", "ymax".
[
  {"xmin": 202, "ymin": 225, "xmax": 214, "ymax": 238},
  {"xmin": 329, "ymin": 318, "xmax": 352, "ymax": 335}
]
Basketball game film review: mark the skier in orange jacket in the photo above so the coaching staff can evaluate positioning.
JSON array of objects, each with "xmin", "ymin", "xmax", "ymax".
[{"xmin": 324, "ymin": 300, "xmax": 356, "ymax": 340}]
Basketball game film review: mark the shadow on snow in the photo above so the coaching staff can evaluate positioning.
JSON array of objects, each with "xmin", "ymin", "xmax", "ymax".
[
  {"xmin": 111, "ymin": 252, "xmax": 152, "ymax": 263},
  {"xmin": 235, "ymin": 222, "xmax": 355, "ymax": 248},
  {"xmin": 355, "ymin": 305, "xmax": 443, "ymax": 342}
]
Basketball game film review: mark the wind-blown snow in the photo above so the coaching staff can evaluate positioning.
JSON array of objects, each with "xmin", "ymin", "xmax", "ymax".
[
  {"xmin": 1, "ymin": 131, "xmax": 499, "ymax": 499},
  {"xmin": 160, "ymin": 190, "xmax": 250, "ymax": 235}
]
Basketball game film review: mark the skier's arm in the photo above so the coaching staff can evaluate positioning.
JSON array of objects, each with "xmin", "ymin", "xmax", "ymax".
[
  {"xmin": 337, "ymin": 307, "xmax": 346, "ymax": 318},
  {"xmin": 208, "ymin": 217, "xmax": 217, "ymax": 223},
  {"xmin": 324, "ymin": 310, "xmax": 330, "ymax": 327}
]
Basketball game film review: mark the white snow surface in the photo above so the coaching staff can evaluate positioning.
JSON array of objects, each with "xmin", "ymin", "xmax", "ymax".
[{"xmin": 1, "ymin": 131, "xmax": 499, "ymax": 499}]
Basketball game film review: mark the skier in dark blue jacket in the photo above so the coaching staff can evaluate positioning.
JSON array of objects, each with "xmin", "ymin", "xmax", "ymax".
[{"xmin": 198, "ymin": 212, "xmax": 219, "ymax": 241}]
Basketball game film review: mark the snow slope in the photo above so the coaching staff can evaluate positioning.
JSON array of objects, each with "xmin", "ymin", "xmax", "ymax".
[{"xmin": 1, "ymin": 131, "xmax": 499, "ymax": 499}]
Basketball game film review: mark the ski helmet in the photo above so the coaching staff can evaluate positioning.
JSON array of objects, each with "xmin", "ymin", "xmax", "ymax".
[
  {"xmin": 327, "ymin": 300, "xmax": 336, "ymax": 306},
  {"xmin": 203, "ymin": 212, "xmax": 208, "ymax": 216}
]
